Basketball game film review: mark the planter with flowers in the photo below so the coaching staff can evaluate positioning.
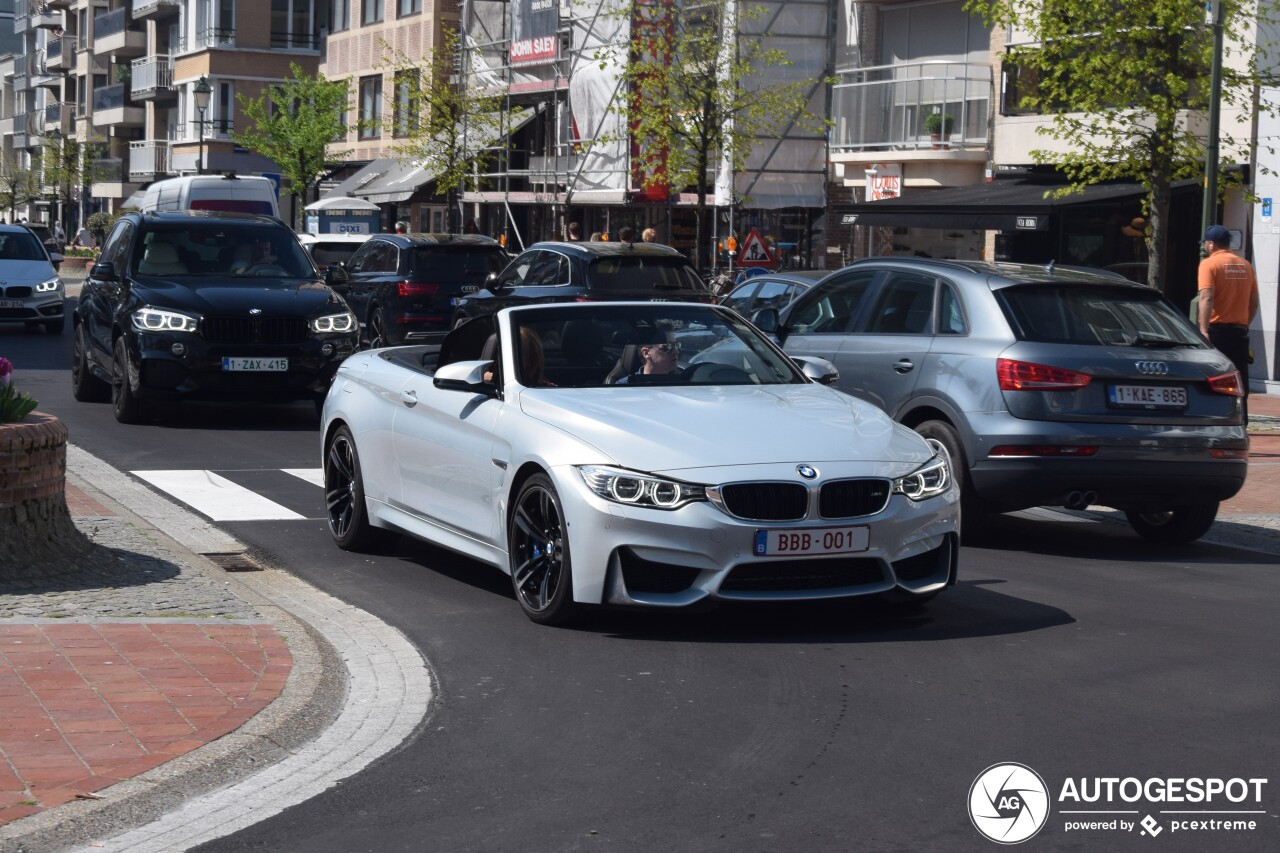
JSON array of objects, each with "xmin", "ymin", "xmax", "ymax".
[
  {"xmin": 0, "ymin": 358, "xmax": 94, "ymax": 577},
  {"xmin": 59, "ymin": 246, "xmax": 99, "ymax": 272}
]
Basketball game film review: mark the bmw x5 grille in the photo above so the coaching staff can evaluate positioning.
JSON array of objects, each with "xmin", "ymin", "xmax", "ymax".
[
  {"xmin": 202, "ymin": 316, "xmax": 308, "ymax": 345},
  {"xmin": 718, "ymin": 482, "xmax": 807, "ymax": 521},
  {"xmin": 819, "ymin": 479, "xmax": 891, "ymax": 519}
]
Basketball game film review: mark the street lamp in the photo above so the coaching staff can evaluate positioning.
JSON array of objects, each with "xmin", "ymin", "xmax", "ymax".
[{"xmin": 193, "ymin": 75, "xmax": 211, "ymax": 175}]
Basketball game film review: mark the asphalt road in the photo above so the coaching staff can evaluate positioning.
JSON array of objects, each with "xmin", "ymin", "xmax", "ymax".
[{"xmin": 5, "ymin": 312, "xmax": 1278, "ymax": 852}]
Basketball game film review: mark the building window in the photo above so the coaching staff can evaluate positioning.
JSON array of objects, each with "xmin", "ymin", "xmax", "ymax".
[
  {"xmin": 272, "ymin": 0, "xmax": 317, "ymax": 49},
  {"xmin": 359, "ymin": 75, "xmax": 382, "ymax": 139},
  {"xmin": 217, "ymin": 82, "xmax": 234, "ymax": 134},
  {"xmin": 399, "ymin": 0, "xmax": 421, "ymax": 15},
  {"xmin": 393, "ymin": 70, "xmax": 418, "ymax": 137},
  {"xmin": 362, "ymin": 0, "xmax": 383, "ymax": 25},
  {"xmin": 330, "ymin": 0, "xmax": 349, "ymax": 32}
]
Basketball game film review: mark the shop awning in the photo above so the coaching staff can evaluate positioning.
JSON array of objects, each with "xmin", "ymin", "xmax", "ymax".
[{"xmin": 835, "ymin": 179, "xmax": 1199, "ymax": 231}]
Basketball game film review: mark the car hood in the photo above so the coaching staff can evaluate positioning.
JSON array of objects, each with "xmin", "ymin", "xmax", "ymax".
[
  {"xmin": 131, "ymin": 278, "xmax": 341, "ymax": 315},
  {"xmin": 0, "ymin": 259, "xmax": 56, "ymax": 283},
  {"xmin": 518, "ymin": 384, "xmax": 931, "ymax": 472}
]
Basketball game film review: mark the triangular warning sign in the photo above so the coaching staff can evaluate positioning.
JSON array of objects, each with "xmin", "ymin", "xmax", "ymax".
[{"xmin": 736, "ymin": 228, "xmax": 774, "ymax": 267}]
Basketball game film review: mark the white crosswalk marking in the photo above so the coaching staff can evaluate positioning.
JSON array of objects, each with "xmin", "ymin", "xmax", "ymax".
[
  {"xmin": 283, "ymin": 468, "xmax": 325, "ymax": 487},
  {"xmin": 133, "ymin": 470, "xmax": 307, "ymax": 521}
]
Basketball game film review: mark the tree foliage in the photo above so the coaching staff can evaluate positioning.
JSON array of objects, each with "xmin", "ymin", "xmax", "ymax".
[
  {"xmin": 0, "ymin": 150, "xmax": 39, "ymax": 221},
  {"xmin": 233, "ymin": 64, "xmax": 352, "ymax": 226},
  {"xmin": 600, "ymin": 0, "xmax": 830, "ymax": 267},
  {"xmin": 965, "ymin": 0, "xmax": 1280, "ymax": 290},
  {"xmin": 379, "ymin": 26, "xmax": 516, "ymax": 231}
]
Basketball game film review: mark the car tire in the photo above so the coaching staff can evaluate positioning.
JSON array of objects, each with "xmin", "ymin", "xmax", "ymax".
[
  {"xmin": 111, "ymin": 336, "xmax": 147, "ymax": 424},
  {"xmin": 1125, "ymin": 503, "xmax": 1219, "ymax": 543},
  {"xmin": 324, "ymin": 425, "xmax": 386, "ymax": 551},
  {"xmin": 914, "ymin": 419, "xmax": 989, "ymax": 541},
  {"xmin": 509, "ymin": 473, "xmax": 579, "ymax": 626},
  {"xmin": 44, "ymin": 317, "xmax": 65, "ymax": 335},
  {"xmin": 71, "ymin": 325, "xmax": 111, "ymax": 402},
  {"xmin": 368, "ymin": 307, "xmax": 388, "ymax": 349}
]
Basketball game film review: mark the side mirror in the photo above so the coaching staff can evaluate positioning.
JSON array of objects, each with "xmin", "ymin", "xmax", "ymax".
[
  {"xmin": 326, "ymin": 264, "xmax": 350, "ymax": 287},
  {"xmin": 433, "ymin": 359, "xmax": 498, "ymax": 395},
  {"xmin": 48, "ymin": 252, "xmax": 64, "ymax": 267},
  {"xmin": 485, "ymin": 272, "xmax": 501, "ymax": 291},
  {"xmin": 89, "ymin": 260, "xmax": 118, "ymax": 282},
  {"xmin": 752, "ymin": 307, "xmax": 780, "ymax": 335},
  {"xmin": 792, "ymin": 356, "xmax": 840, "ymax": 385}
]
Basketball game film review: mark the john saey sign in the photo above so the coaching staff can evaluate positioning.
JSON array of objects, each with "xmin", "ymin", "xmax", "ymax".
[{"xmin": 511, "ymin": 0, "xmax": 559, "ymax": 66}]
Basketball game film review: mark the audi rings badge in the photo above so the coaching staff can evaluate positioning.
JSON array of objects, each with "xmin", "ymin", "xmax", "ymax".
[{"xmin": 1134, "ymin": 361, "xmax": 1169, "ymax": 375}]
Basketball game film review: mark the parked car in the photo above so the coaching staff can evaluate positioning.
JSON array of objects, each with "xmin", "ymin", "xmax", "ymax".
[
  {"xmin": 71, "ymin": 210, "xmax": 359, "ymax": 422},
  {"xmin": 450, "ymin": 241, "xmax": 714, "ymax": 326},
  {"xmin": 297, "ymin": 233, "xmax": 373, "ymax": 269},
  {"xmin": 320, "ymin": 301, "xmax": 959, "ymax": 624},
  {"xmin": 21, "ymin": 223, "xmax": 62, "ymax": 256},
  {"xmin": 329, "ymin": 233, "xmax": 507, "ymax": 347},
  {"xmin": 752, "ymin": 258, "xmax": 1249, "ymax": 543},
  {"xmin": 0, "ymin": 224, "xmax": 65, "ymax": 334},
  {"xmin": 719, "ymin": 270, "xmax": 825, "ymax": 317}
]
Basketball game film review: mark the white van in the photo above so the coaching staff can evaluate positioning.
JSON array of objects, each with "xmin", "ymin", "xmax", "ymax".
[{"xmin": 138, "ymin": 174, "xmax": 280, "ymax": 218}]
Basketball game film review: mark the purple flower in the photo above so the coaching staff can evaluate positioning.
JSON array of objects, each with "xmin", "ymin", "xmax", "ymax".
[{"xmin": 0, "ymin": 357, "xmax": 11, "ymax": 388}]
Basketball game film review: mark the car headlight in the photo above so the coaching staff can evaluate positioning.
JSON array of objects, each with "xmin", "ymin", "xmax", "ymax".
[
  {"xmin": 132, "ymin": 306, "xmax": 200, "ymax": 333},
  {"xmin": 36, "ymin": 277, "xmax": 61, "ymax": 293},
  {"xmin": 578, "ymin": 465, "xmax": 706, "ymax": 510},
  {"xmin": 311, "ymin": 311, "xmax": 358, "ymax": 334},
  {"xmin": 893, "ymin": 454, "xmax": 951, "ymax": 501}
]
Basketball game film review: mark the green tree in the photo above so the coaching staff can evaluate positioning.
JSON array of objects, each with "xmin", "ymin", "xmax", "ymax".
[
  {"xmin": 0, "ymin": 150, "xmax": 39, "ymax": 222},
  {"xmin": 599, "ymin": 0, "xmax": 830, "ymax": 269},
  {"xmin": 40, "ymin": 132, "xmax": 102, "ymax": 236},
  {"xmin": 965, "ymin": 0, "xmax": 1278, "ymax": 291},
  {"xmin": 380, "ymin": 26, "xmax": 516, "ymax": 232},
  {"xmin": 233, "ymin": 64, "xmax": 352, "ymax": 227}
]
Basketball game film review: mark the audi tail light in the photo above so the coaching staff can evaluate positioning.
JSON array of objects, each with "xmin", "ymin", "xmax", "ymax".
[
  {"xmin": 398, "ymin": 281, "xmax": 441, "ymax": 298},
  {"xmin": 997, "ymin": 358, "xmax": 1092, "ymax": 391},
  {"xmin": 1206, "ymin": 371, "xmax": 1244, "ymax": 397},
  {"xmin": 989, "ymin": 445, "xmax": 1099, "ymax": 457}
]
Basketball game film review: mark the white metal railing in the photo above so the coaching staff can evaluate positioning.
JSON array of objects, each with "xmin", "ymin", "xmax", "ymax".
[
  {"xmin": 131, "ymin": 54, "xmax": 173, "ymax": 97},
  {"xmin": 130, "ymin": 140, "xmax": 172, "ymax": 177},
  {"xmin": 832, "ymin": 60, "xmax": 992, "ymax": 152}
]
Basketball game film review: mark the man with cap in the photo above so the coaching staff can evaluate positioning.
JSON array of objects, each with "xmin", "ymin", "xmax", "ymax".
[{"xmin": 1198, "ymin": 224, "xmax": 1259, "ymax": 419}]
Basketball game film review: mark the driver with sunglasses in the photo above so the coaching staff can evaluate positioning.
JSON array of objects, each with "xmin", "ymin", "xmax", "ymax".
[{"xmin": 615, "ymin": 324, "xmax": 680, "ymax": 384}]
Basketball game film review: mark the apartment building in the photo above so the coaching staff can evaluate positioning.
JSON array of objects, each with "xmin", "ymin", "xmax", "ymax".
[
  {"xmin": 319, "ymin": 0, "xmax": 452, "ymax": 234},
  {"xmin": 3, "ymin": 0, "xmax": 322, "ymax": 228}
]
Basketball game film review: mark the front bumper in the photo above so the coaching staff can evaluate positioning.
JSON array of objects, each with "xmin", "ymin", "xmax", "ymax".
[
  {"xmin": 550, "ymin": 465, "xmax": 960, "ymax": 608},
  {"xmin": 0, "ymin": 294, "xmax": 63, "ymax": 323},
  {"xmin": 130, "ymin": 331, "xmax": 359, "ymax": 401}
]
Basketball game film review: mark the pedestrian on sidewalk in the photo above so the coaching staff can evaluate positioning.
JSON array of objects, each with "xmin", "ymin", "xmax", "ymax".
[{"xmin": 1198, "ymin": 224, "xmax": 1260, "ymax": 420}]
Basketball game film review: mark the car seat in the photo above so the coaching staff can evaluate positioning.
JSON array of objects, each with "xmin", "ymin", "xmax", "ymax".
[{"xmin": 137, "ymin": 241, "xmax": 188, "ymax": 275}]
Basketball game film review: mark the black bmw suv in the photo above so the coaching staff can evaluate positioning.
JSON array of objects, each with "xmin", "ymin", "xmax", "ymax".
[
  {"xmin": 329, "ymin": 233, "xmax": 508, "ymax": 347},
  {"xmin": 71, "ymin": 211, "xmax": 360, "ymax": 422},
  {"xmin": 450, "ymin": 241, "xmax": 713, "ymax": 325}
]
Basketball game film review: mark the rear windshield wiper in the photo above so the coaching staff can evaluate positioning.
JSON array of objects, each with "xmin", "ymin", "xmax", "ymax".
[{"xmin": 1127, "ymin": 335, "xmax": 1198, "ymax": 348}]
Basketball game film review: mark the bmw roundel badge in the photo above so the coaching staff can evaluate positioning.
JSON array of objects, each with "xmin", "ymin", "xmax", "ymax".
[{"xmin": 796, "ymin": 465, "xmax": 818, "ymax": 480}]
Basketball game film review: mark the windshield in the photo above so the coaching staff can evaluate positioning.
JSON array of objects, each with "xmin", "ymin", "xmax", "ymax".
[
  {"xmin": 997, "ymin": 284, "xmax": 1204, "ymax": 347},
  {"xmin": 509, "ymin": 305, "xmax": 804, "ymax": 388},
  {"xmin": 133, "ymin": 224, "xmax": 315, "ymax": 278},
  {"xmin": 585, "ymin": 256, "xmax": 705, "ymax": 292},
  {"xmin": 0, "ymin": 232, "xmax": 47, "ymax": 261},
  {"xmin": 309, "ymin": 242, "xmax": 365, "ymax": 267}
]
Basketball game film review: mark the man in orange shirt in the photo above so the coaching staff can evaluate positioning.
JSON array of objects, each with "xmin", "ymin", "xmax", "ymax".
[{"xmin": 1198, "ymin": 224, "xmax": 1259, "ymax": 419}]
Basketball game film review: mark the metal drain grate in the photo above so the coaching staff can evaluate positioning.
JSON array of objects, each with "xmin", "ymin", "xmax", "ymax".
[{"xmin": 205, "ymin": 552, "xmax": 263, "ymax": 572}]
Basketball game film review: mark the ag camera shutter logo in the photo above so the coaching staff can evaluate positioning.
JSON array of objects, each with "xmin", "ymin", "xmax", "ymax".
[{"xmin": 969, "ymin": 763, "xmax": 1051, "ymax": 844}]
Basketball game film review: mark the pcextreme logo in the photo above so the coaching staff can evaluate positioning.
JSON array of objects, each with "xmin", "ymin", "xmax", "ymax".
[{"xmin": 969, "ymin": 763, "xmax": 1051, "ymax": 844}]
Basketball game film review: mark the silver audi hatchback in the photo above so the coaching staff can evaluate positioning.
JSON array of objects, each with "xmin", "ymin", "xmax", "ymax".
[{"xmin": 754, "ymin": 258, "xmax": 1248, "ymax": 543}]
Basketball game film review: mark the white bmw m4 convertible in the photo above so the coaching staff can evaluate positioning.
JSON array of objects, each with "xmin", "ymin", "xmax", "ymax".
[{"xmin": 321, "ymin": 302, "xmax": 959, "ymax": 625}]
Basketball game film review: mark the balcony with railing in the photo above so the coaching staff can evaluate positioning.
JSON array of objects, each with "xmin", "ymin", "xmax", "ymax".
[
  {"xmin": 27, "ymin": 49, "xmax": 63, "ymax": 90},
  {"xmin": 91, "ymin": 157, "xmax": 127, "ymax": 190},
  {"xmin": 132, "ymin": 0, "xmax": 180, "ymax": 19},
  {"xmin": 175, "ymin": 28, "xmax": 237, "ymax": 54},
  {"xmin": 174, "ymin": 116, "xmax": 234, "ymax": 142},
  {"xmin": 131, "ymin": 54, "xmax": 174, "ymax": 100},
  {"xmin": 92, "ymin": 83, "xmax": 145, "ymax": 127},
  {"xmin": 94, "ymin": 7, "xmax": 146, "ymax": 57},
  {"xmin": 42, "ymin": 102, "xmax": 75, "ymax": 133},
  {"xmin": 129, "ymin": 140, "xmax": 173, "ymax": 179},
  {"xmin": 16, "ymin": 1, "xmax": 64, "ymax": 32},
  {"xmin": 831, "ymin": 61, "xmax": 992, "ymax": 155},
  {"xmin": 46, "ymin": 35, "xmax": 68, "ymax": 70},
  {"xmin": 13, "ymin": 111, "xmax": 47, "ymax": 147}
]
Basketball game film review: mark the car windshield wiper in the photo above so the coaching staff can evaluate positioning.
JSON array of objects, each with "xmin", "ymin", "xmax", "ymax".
[{"xmin": 1127, "ymin": 335, "xmax": 1198, "ymax": 348}]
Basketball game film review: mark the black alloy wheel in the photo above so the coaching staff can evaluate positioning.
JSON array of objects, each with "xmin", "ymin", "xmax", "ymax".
[
  {"xmin": 325, "ymin": 425, "xmax": 383, "ymax": 550},
  {"xmin": 1125, "ymin": 503, "xmax": 1220, "ymax": 544},
  {"xmin": 509, "ymin": 474, "xmax": 578, "ymax": 625},
  {"xmin": 367, "ymin": 308, "xmax": 388, "ymax": 349},
  {"xmin": 111, "ymin": 336, "xmax": 146, "ymax": 424},
  {"xmin": 71, "ymin": 325, "xmax": 110, "ymax": 402}
]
